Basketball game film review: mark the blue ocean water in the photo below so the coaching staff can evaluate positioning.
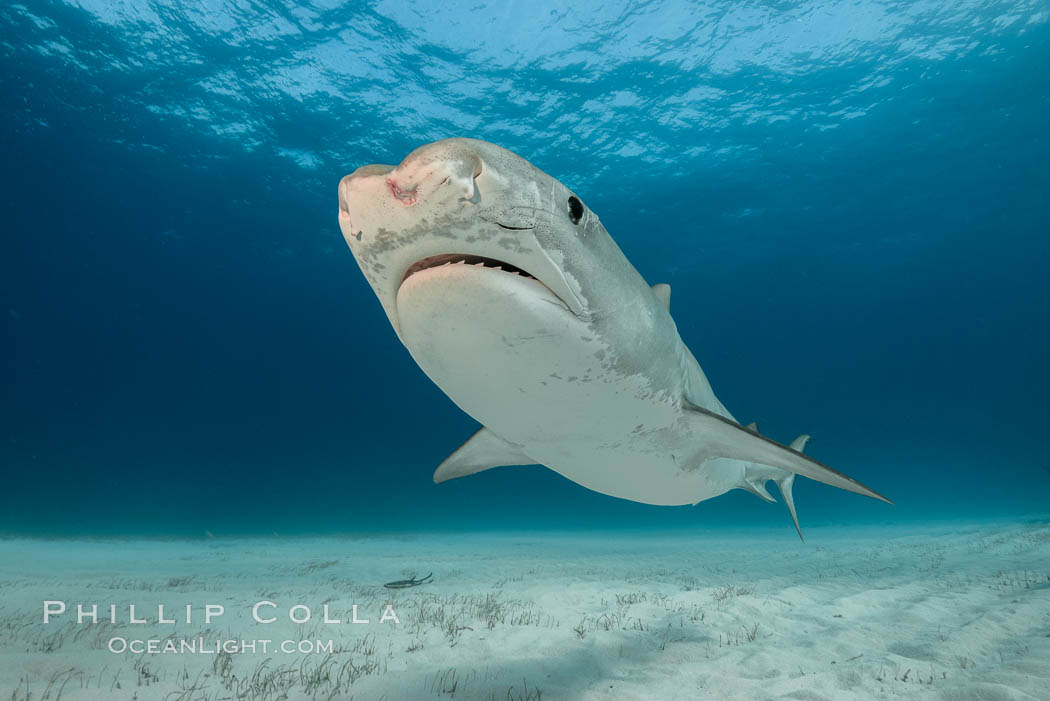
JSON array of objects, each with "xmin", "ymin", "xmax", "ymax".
[{"xmin": 1, "ymin": 1, "xmax": 1047, "ymax": 536}]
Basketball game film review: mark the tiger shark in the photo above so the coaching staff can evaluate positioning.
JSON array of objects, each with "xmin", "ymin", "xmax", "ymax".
[{"xmin": 337, "ymin": 138, "xmax": 889, "ymax": 538}]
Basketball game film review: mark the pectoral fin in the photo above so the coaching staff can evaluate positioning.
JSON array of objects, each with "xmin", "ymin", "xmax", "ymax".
[
  {"xmin": 433, "ymin": 427, "xmax": 536, "ymax": 483},
  {"xmin": 683, "ymin": 401, "xmax": 890, "ymax": 503}
]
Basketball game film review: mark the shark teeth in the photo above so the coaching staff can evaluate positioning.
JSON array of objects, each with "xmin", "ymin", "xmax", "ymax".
[{"xmin": 401, "ymin": 254, "xmax": 538, "ymax": 284}]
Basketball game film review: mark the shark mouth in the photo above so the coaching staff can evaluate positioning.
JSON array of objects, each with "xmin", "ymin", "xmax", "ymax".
[
  {"xmin": 400, "ymin": 253, "xmax": 538, "ymax": 285},
  {"xmin": 399, "ymin": 252, "xmax": 574, "ymax": 312}
]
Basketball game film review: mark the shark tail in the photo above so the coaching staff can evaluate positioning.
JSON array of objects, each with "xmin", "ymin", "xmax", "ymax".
[
  {"xmin": 684, "ymin": 400, "xmax": 889, "ymax": 504},
  {"xmin": 737, "ymin": 434, "xmax": 809, "ymax": 540},
  {"xmin": 777, "ymin": 472, "xmax": 802, "ymax": 541},
  {"xmin": 776, "ymin": 434, "xmax": 810, "ymax": 542},
  {"xmin": 685, "ymin": 400, "xmax": 890, "ymax": 539}
]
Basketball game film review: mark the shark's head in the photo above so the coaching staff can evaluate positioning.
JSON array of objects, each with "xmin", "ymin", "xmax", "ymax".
[
  {"xmin": 338, "ymin": 138, "xmax": 692, "ymax": 443},
  {"xmin": 337, "ymin": 138, "xmax": 647, "ymax": 341}
]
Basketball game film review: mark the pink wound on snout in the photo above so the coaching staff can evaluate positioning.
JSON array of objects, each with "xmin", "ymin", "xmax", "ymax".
[{"xmin": 387, "ymin": 178, "xmax": 418, "ymax": 205}]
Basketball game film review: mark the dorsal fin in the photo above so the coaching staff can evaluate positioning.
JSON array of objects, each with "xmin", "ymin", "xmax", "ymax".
[
  {"xmin": 651, "ymin": 283, "xmax": 671, "ymax": 309},
  {"xmin": 745, "ymin": 422, "xmax": 759, "ymax": 433},
  {"xmin": 433, "ymin": 427, "xmax": 535, "ymax": 483}
]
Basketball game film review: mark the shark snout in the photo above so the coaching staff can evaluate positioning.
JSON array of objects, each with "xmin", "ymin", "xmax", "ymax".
[
  {"xmin": 386, "ymin": 140, "xmax": 483, "ymax": 207},
  {"xmin": 338, "ymin": 164, "xmax": 397, "ymax": 237},
  {"xmin": 337, "ymin": 173, "xmax": 360, "ymax": 235},
  {"xmin": 338, "ymin": 177, "xmax": 351, "ymax": 218},
  {"xmin": 336, "ymin": 142, "xmax": 487, "ymax": 250}
]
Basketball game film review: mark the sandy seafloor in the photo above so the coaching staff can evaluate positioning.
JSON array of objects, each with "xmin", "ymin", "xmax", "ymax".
[{"xmin": 1, "ymin": 520, "xmax": 1047, "ymax": 700}]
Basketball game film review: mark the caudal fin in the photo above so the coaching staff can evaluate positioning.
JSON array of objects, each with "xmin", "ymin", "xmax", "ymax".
[
  {"xmin": 683, "ymin": 400, "xmax": 891, "ymax": 504},
  {"xmin": 777, "ymin": 434, "xmax": 810, "ymax": 541}
]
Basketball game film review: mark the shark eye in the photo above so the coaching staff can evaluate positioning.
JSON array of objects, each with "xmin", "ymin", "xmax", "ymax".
[{"xmin": 567, "ymin": 196, "xmax": 583, "ymax": 225}]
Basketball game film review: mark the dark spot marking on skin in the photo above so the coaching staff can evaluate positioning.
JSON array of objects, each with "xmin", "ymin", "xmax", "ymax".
[
  {"xmin": 496, "ymin": 237, "xmax": 531, "ymax": 253},
  {"xmin": 355, "ymin": 231, "xmax": 363, "ymax": 241}
]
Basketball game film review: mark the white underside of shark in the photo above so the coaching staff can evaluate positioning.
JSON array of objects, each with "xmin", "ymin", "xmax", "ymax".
[{"xmin": 337, "ymin": 138, "xmax": 889, "ymax": 539}]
